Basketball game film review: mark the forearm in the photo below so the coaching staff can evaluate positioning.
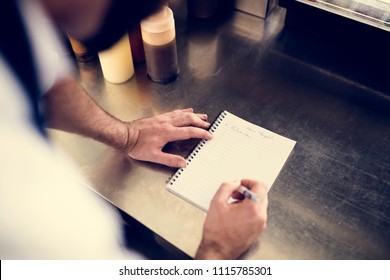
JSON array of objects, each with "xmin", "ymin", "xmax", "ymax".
[
  {"xmin": 43, "ymin": 76, "xmax": 130, "ymax": 151},
  {"xmin": 43, "ymin": 76, "xmax": 212, "ymax": 168}
]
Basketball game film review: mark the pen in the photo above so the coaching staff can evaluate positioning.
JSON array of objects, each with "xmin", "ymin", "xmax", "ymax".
[{"xmin": 238, "ymin": 186, "xmax": 260, "ymax": 203}]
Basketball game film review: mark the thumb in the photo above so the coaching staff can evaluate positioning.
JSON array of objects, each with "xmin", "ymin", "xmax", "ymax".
[{"xmin": 152, "ymin": 152, "xmax": 187, "ymax": 168}]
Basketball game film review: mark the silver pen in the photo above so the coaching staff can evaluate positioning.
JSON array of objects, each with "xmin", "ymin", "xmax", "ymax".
[{"xmin": 238, "ymin": 186, "xmax": 260, "ymax": 203}]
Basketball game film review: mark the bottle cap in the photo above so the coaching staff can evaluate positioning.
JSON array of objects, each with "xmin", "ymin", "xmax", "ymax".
[{"xmin": 141, "ymin": 6, "xmax": 175, "ymax": 34}]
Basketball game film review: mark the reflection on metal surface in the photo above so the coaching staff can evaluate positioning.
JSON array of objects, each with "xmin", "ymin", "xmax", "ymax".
[
  {"xmin": 187, "ymin": 28, "xmax": 219, "ymax": 79},
  {"xmin": 50, "ymin": 3, "xmax": 390, "ymax": 259}
]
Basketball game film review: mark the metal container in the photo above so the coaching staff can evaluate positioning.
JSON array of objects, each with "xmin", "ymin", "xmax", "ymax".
[{"xmin": 235, "ymin": 0, "xmax": 278, "ymax": 18}]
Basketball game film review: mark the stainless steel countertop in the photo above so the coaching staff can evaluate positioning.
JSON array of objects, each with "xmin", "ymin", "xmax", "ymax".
[{"xmin": 50, "ymin": 2, "xmax": 390, "ymax": 259}]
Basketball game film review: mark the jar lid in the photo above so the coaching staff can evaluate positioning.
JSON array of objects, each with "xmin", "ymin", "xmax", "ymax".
[{"xmin": 141, "ymin": 6, "xmax": 174, "ymax": 33}]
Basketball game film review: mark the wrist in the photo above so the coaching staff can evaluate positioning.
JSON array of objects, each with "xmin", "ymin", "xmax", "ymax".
[
  {"xmin": 195, "ymin": 238, "xmax": 229, "ymax": 260},
  {"xmin": 93, "ymin": 119, "xmax": 135, "ymax": 153},
  {"xmin": 122, "ymin": 121, "xmax": 139, "ymax": 155}
]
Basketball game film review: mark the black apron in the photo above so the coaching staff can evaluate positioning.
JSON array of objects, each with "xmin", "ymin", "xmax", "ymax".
[{"xmin": 0, "ymin": 0, "xmax": 47, "ymax": 137}]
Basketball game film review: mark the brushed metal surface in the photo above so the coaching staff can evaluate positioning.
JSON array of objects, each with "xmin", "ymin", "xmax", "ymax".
[{"xmin": 50, "ymin": 3, "xmax": 390, "ymax": 259}]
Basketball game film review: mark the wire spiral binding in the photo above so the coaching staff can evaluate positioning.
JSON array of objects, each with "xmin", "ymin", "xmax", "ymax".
[{"xmin": 167, "ymin": 111, "xmax": 227, "ymax": 186}]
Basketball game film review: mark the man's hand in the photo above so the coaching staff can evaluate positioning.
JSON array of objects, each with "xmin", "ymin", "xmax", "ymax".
[
  {"xmin": 43, "ymin": 78, "xmax": 212, "ymax": 168},
  {"xmin": 195, "ymin": 179, "xmax": 268, "ymax": 260},
  {"xmin": 125, "ymin": 108, "xmax": 213, "ymax": 168}
]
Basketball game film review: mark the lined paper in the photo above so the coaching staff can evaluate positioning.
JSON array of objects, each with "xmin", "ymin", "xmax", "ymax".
[{"xmin": 167, "ymin": 111, "xmax": 296, "ymax": 212}]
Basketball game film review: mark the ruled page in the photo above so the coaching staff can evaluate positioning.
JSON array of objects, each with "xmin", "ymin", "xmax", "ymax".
[{"xmin": 167, "ymin": 111, "xmax": 296, "ymax": 212}]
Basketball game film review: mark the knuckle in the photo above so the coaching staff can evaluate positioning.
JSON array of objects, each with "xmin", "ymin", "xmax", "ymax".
[
  {"xmin": 258, "ymin": 181, "xmax": 268, "ymax": 191},
  {"xmin": 187, "ymin": 113, "xmax": 198, "ymax": 123},
  {"xmin": 149, "ymin": 149, "xmax": 159, "ymax": 157},
  {"xmin": 173, "ymin": 158, "xmax": 182, "ymax": 167},
  {"xmin": 160, "ymin": 122, "xmax": 173, "ymax": 132},
  {"xmin": 187, "ymin": 126, "xmax": 197, "ymax": 134},
  {"xmin": 192, "ymin": 127, "xmax": 207, "ymax": 137},
  {"xmin": 256, "ymin": 212, "xmax": 267, "ymax": 227},
  {"xmin": 247, "ymin": 204, "xmax": 265, "ymax": 220},
  {"xmin": 221, "ymin": 181, "xmax": 232, "ymax": 188},
  {"xmin": 179, "ymin": 127, "xmax": 193, "ymax": 137},
  {"xmin": 173, "ymin": 109, "xmax": 182, "ymax": 115}
]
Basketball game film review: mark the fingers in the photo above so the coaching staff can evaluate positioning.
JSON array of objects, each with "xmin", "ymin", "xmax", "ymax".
[
  {"xmin": 164, "ymin": 109, "xmax": 209, "ymax": 128},
  {"xmin": 211, "ymin": 182, "xmax": 236, "ymax": 205},
  {"xmin": 240, "ymin": 179, "xmax": 268, "ymax": 197},
  {"xmin": 167, "ymin": 127, "xmax": 213, "ymax": 142},
  {"xmin": 197, "ymin": 114, "xmax": 208, "ymax": 121},
  {"xmin": 215, "ymin": 179, "xmax": 268, "ymax": 209},
  {"xmin": 152, "ymin": 151, "xmax": 187, "ymax": 168},
  {"xmin": 212, "ymin": 180, "xmax": 268, "ymax": 206},
  {"xmin": 129, "ymin": 108, "xmax": 212, "ymax": 168},
  {"xmin": 181, "ymin": 108, "xmax": 207, "ymax": 122},
  {"xmin": 240, "ymin": 179, "xmax": 268, "ymax": 221},
  {"xmin": 172, "ymin": 113, "xmax": 210, "ymax": 129}
]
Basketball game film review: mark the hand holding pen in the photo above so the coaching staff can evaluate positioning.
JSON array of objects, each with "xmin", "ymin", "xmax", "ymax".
[{"xmin": 196, "ymin": 179, "xmax": 269, "ymax": 260}]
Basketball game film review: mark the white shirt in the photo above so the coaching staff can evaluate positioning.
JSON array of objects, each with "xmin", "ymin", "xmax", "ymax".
[{"xmin": 0, "ymin": 0, "xmax": 142, "ymax": 259}]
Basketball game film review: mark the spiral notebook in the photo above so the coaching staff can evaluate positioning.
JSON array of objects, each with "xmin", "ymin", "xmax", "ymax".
[{"xmin": 167, "ymin": 111, "xmax": 296, "ymax": 212}]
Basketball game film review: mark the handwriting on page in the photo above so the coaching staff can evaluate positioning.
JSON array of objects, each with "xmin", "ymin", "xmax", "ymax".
[
  {"xmin": 226, "ymin": 124, "xmax": 274, "ymax": 140},
  {"xmin": 167, "ymin": 111, "xmax": 296, "ymax": 212}
]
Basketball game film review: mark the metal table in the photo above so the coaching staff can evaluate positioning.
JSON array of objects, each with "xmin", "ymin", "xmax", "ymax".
[{"xmin": 50, "ymin": 2, "xmax": 390, "ymax": 259}]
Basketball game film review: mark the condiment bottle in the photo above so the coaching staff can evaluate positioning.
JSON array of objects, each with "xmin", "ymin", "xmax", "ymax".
[
  {"xmin": 141, "ymin": 6, "xmax": 179, "ymax": 83},
  {"xmin": 128, "ymin": 24, "xmax": 145, "ymax": 64},
  {"xmin": 68, "ymin": 35, "xmax": 95, "ymax": 62},
  {"xmin": 187, "ymin": 0, "xmax": 219, "ymax": 18},
  {"xmin": 98, "ymin": 34, "xmax": 134, "ymax": 84}
]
